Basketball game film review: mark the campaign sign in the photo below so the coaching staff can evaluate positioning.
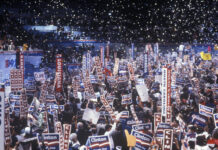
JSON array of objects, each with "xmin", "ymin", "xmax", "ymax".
[
  {"xmin": 37, "ymin": 133, "xmax": 60, "ymax": 150},
  {"xmin": 156, "ymin": 123, "xmax": 172, "ymax": 138},
  {"xmin": 0, "ymin": 84, "xmax": 5, "ymax": 149},
  {"xmin": 88, "ymin": 135, "xmax": 110, "ymax": 150},
  {"xmin": 63, "ymin": 124, "xmax": 71, "ymax": 150},
  {"xmin": 162, "ymin": 129, "xmax": 173, "ymax": 150},
  {"xmin": 191, "ymin": 114, "xmax": 207, "ymax": 127},
  {"xmin": 154, "ymin": 113, "xmax": 162, "ymax": 132},
  {"xmin": 34, "ymin": 72, "xmax": 45, "ymax": 83},
  {"xmin": 55, "ymin": 122, "xmax": 64, "ymax": 150},
  {"xmin": 131, "ymin": 130, "xmax": 152, "ymax": 150},
  {"xmin": 121, "ymin": 93, "xmax": 132, "ymax": 105},
  {"xmin": 199, "ymin": 104, "xmax": 214, "ymax": 117},
  {"xmin": 213, "ymin": 113, "xmax": 218, "ymax": 128},
  {"xmin": 132, "ymin": 123, "xmax": 152, "ymax": 133},
  {"xmin": 120, "ymin": 111, "xmax": 129, "ymax": 120},
  {"xmin": 10, "ymin": 69, "xmax": 23, "ymax": 91}
]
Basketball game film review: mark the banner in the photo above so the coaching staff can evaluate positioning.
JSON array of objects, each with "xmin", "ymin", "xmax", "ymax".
[
  {"xmin": 131, "ymin": 43, "xmax": 134, "ymax": 60},
  {"xmin": 127, "ymin": 63, "xmax": 135, "ymax": 81},
  {"xmin": 0, "ymin": 84, "xmax": 4, "ymax": 149},
  {"xmin": 213, "ymin": 113, "xmax": 218, "ymax": 128},
  {"xmin": 86, "ymin": 51, "xmax": 91, "ymax": 73},
  {"xmin": 199, "ymin": 104, "xmax": 214, "ymax": 117},
  {"xmin": 63, "ymin": 124, "xmax": 71, "ymax": 150},
  {"xmin": 55, "ymin": 122, "xmax": 64, "ymax": 150},
  {"xmin": 20, "ymin": 53, "xmax": 24, "ymax": 84},
  {"xmin": 37, "ymin": 133, "xmax": 60, "ymax": 150},
  {"xmin": 120, "ymin": 111, "xmax": 129, "ymax": 120},
  {"xmin": 34, "ymin": 72, "xmax": 45, "ymax": 83},
  {"xmin": 113, "ymin": 58, "xmax": 119, "ymax": 75},
  {"xmin": 165, "ymin": 106, "xmax": 172, "ymax": 124},
  {"xmin": 95, "ymin": 57, "xmax": 104, "ymax": 81},
  {"xmin": 106, "ymin": 44, "xmax": 109, "ymax": 59},
  {"xmin": 130, "ymin": 105, "xmax": 139, "ymax": 124},
  {"xmin": 121, "ymin": 93, "xmax": 132, "ymax": 105},
  {"xmin": 156, "ymin": 123, "xmax": 172, "ymax": 138},
  {"xmin": 82, "ymin": 108, "xmax": 100, "ymax": 124},
  {"xmin": 88, "ymin": 135, "xmax": 110, "ymax": 150},
  {"xmin": 100, "ymin": 95, "xmax": 116, "ymax": 120},
  {"xmin": 162, "ymin": 129, "xmax": 173, "ymax": 150},
  {"xmin": 4, "ymin": 110, "xmax": 11, "ymax": 146},
  {"xmin": 144, "ymin": 52, "xmax": 148, "ymax": 74},
  {"xmin": 56, "ymin": 54, "xmax": 63, "ymax": 92},
  {"xmin": 10, "ymin": 69, "xmax": 23, "ymax": 91},
  {"xmin": 132, "ymin": 123, "xmax": 152, "ymax": 133},
  {"xmin": 100, "ymin": 46, "xmax": 105, "ymax": 67},
  {"xmin": 0, "ymin": 52, "xmax": 16, "ymax": 82},
  {"xmin": 131, "ymin": 130, "xmax": 152, "ymax": 150},
  {"xmin": 161, "ymin": 67, "xmax": 171, "ymax": 117},
  {"xmin": 136, "ymin": 83, "xmax": 149, "ymax": 102},
  {"xmin": 39, "ymin": 82, "xmax": 48, "ymax": 103},
  {"xmin": 82, "ymin": 54, "xmax": 87, "ymax": 77},
  {"xmin": 154, "ymin": 113, "xmax": 162, "ymax": 132}
]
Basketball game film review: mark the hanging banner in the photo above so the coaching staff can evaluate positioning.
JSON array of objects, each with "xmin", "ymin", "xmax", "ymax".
[
  {"xmin": 63, "ymin": 124, "xmax": 71, "ymax": 150},
  {"xmin": 100, "ymin": 46, "xmax": 105, "ymax": 67},
  {"xmin": 213, "ymin": 113, "xmax": 218, "ymax": 128},
  {"xmin": 131, "ymin": 130, "xmax": 152, "ymax": 150},
  {"xmin": 162, "ymin": 129, "xmax": 173, "ymax": 150},
  {"xmin": 0, "ymin": 84, "xmax": 4, "ymax": 149},
  {"xmin": 20, "ymin": 53, "xmax": 24, "ymax": 84},
  {"xmin": 88, "ymin": 135, "xmax": 110, "ymax": 150},
  {"xmin": 56, "ymin": 54, "xmax": 63, "ymax": 92},
  {"xmin": 199, "ymin": 104, "xmax": 214, "ymax": 117},
  {"xmin": 10, "ymin": 69, "xmax": 23, "ymax": 91}
]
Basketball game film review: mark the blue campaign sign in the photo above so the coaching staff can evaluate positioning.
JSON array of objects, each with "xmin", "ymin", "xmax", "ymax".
[
  {"xmin": 37, "ymin": 133, "xmax": 60, "ymax": 150},
  {"xmin": 131, "ymin": 130, "xmax": 152, "ymax": 150},
  {"xmin": 88, "ymin": 135, "xmax": 110, "ymax": 150}
]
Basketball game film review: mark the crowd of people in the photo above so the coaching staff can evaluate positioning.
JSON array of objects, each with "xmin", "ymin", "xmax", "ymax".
[{"xmin": 4, "ymin": 43, "xmax": 218, "ymax": 150}]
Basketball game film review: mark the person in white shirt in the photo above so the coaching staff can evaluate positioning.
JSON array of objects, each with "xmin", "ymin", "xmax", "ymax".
[{"xmin": 104, "ymin": 123, "xmax": 117, "ymax": 150}]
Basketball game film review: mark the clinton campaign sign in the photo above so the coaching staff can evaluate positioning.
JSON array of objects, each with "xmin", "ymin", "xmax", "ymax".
[{"xmin": 87, "ymin": 135, "xmax": 110, "ymax": 150}]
